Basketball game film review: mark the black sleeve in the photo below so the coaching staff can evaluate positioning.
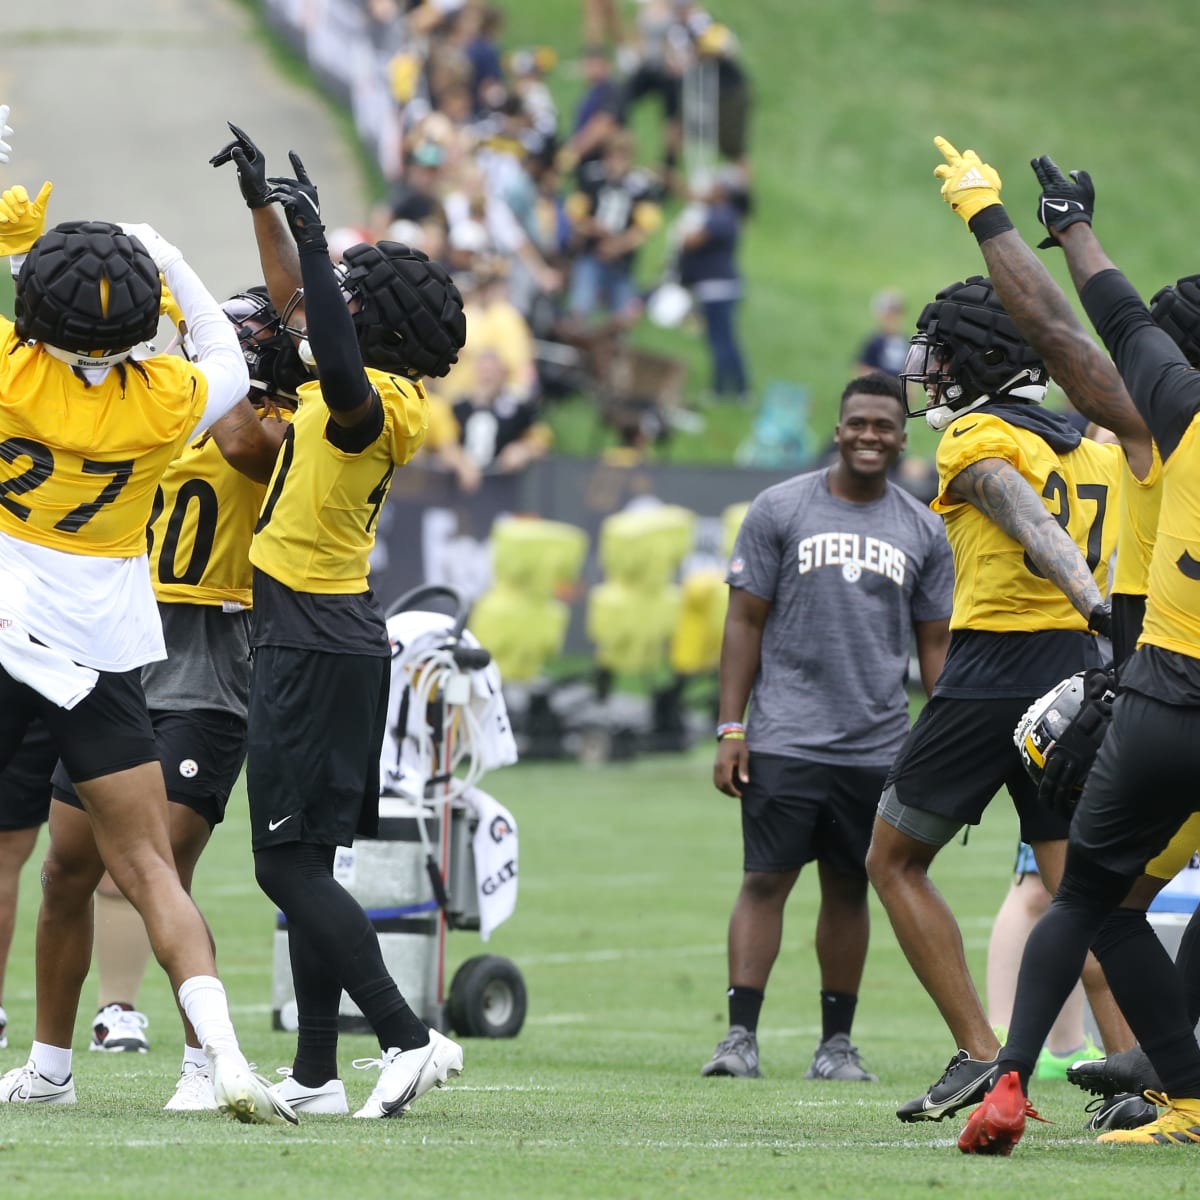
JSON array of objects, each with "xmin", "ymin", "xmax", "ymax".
[
  {"xmin": 1081, "ymin": 268, "xmax": 1200, "ymax": 461},
  {"xmin": 297, "ymin": 241, "xmax": 373, "ymax": 415}
]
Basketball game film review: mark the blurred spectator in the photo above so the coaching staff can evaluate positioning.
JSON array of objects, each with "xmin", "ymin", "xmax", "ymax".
[
  {"xmin": 676, "ymin": 166, "xmax": 749, "ymax": 401},
  {"xmin": 509, "ymin": 47, "xmax": 559, "ymax": 165},
  {"xmin": 386, "ymin": 141, "xmax": 446, "ymax": 223},
  {"xmin": 557, "ymin": 45, "xmax": 625, "ymax": 181},
  {"xmin": 453, "ymin": 349, "xmax": 552, "ymax": 474},
  {"xmin": 420, "ymin": 382, "xmax": 485, "ymax": 493},
  {"xmin": 582, "ymin": 0, "xmax": 624, "ymax": 49},
  {"xmin": 444, "ymin": 261, "xmax": 538, "ymax": 403},
  {"xmin": 685, "ymin": 22, "xmax": 751, "ymax": 175},
  {"xmin": 467, "ymin": 6, "xmax": 507, "ymax": 112},
  {"xmin": 564, "ymin": 130, "xmax": 663, "ymax": 327},
  {"xmin": 618, "ymin": 0, "xmax": 691, "ymax": 173},
  {"xmin": 853, "ymin": 289, "xmax": 908, "ymax": 378}
]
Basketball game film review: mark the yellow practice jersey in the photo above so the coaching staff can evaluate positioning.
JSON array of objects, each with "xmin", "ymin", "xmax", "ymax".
[
  {"xmin": 1111, "ymin": 444, "xmax": 1163, "ymax": 598},
  {"xmin": 1140, "ymin": 418, "xmax": 1200, "ymax": 656},
  {"xmin": 147, "ymin": 413, "xmax": 291, "ymax": 608},
  {"xmin": 931, "ymin": 412, "xmax": 1122, "ymax": 631},
  {"xmin": 0, "ymin": 318, "xmax": 208, "ymax": 556},
  {"xmin": 249, "ymin": 369, "xmax": 428, "ymax": 593}
]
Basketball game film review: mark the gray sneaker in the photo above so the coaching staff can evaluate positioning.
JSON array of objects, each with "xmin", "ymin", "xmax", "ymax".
[
  {"xmin": 804, "ymin": 1033, "xmax": 878, "ymax": 1081},
  {"xmin": 701, "ymin": 1025, "xmax": 761, "ymax": 1078}
]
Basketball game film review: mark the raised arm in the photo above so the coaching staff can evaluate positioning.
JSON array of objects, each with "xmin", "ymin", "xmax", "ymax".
[
  {"xmin": 211, "ymin": 123, "xmax": 304, "ymax": 323},
  {"xmin": 947, "ymin": 458, "xmax": 1108, "ymax": 633},
  {"xmin": 932, "ymin": 137, "xmax": 1152, "ymax": 479}
]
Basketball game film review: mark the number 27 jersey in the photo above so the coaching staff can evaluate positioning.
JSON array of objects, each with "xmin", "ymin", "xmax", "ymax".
[{"xmin": 931, "ymin": 412, "xmax": 1122, "ymax": 632}]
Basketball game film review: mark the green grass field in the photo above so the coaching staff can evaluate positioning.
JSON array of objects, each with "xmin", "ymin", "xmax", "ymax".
[{"xmin": 0, "ymin": 751, "xmax": 1192, "ymax": 1199}]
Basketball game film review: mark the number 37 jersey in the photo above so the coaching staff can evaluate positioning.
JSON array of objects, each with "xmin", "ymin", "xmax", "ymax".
[
  {"xmin": 931, "ymin": 412, "xmax": 1122, "ymax": 632},
  {"xmin": 249, "ymin": 370, "xmax": 428, "ymax": 594}
]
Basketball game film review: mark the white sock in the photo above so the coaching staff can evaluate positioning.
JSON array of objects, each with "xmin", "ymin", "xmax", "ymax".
[
  {"xmin": 177, "ymin": 976, "xmax": 241, "ymax": 1060},
  {"xmin": 182, "ymin": 1044, "xmax": 209, "ymax": 1071},
  {"xmin": 30, "ymin": 1041, "xmax": 72, "ymax": 1085}
]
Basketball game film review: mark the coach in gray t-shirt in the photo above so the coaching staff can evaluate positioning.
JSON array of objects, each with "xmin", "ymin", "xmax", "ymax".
[{"xmin": 700, "ymin": 372, "xmax": 954, "ymax": 1085}]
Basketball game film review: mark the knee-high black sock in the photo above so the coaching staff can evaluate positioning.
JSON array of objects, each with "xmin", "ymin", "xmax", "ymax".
[
  {"xmin": 256, "ymin": 844, "xmax": 429, "ymax": 1065},
  {"xmin": 1092, "ymin": 906, "xmax": 1200, "ymax": 1097},
  {"xmin": 997, "ymin": 849, "xmax": 1132, "ymax": 1089},
  {"xmin": 1174, "ymin": 900, "xmax": 1200, "ymax": 1027}
]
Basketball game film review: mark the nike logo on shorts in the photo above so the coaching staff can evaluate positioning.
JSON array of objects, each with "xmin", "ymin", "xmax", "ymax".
[{"xmin": 267, "ymin": 814, "xmax": 295, "ymax": 832}]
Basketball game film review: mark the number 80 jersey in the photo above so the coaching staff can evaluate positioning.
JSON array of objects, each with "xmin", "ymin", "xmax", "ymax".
[{"xmin": 146, "ymin": 415, "xmax": 289, "ymax": 609}]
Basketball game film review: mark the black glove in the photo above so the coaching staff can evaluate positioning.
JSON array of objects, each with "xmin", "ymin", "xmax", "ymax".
[
  {"xmin": 266, "ymin": 153, "xmax": 327, "ymax": 252},
  {"xmin": 1087, "ymin": 600, "xmax": 1113, "ymax": 641},
  {"xmin": 210, "ymin": 122, "xmax": 272, "ymax": 210},
  {"xmin": 1037, "ymin": 668, "xmax": 1115, "ymax": 820},
  {"xmin": 1030, "ymin": 154, "xmax": 1095, "ymax": 249}
]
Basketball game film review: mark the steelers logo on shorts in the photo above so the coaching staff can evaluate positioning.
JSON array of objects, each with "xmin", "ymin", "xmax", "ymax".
[
  {"xmin": 178, "ymin": 758, "xmax": 199, "ymax": 779},
  {"xmin": 842, "ymin": 561, "xmax": 862, "ymax": 583}
]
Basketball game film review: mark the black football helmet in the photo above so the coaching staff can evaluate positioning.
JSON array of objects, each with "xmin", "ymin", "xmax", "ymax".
[
  {"xmin": 1013, "ymin": 670, "xmax": 1115, "ymax": 811},
  {"xmin": 340, "ymin": 241, "xmax": 466, "ymax": 378},
  {"xmin": 1149, "ymin": 274, "xmax": 1200, "ymax": 367},
  {"xmin": 15, "ymin": 220, "xmax": 161, "ymax": 367},
  {"xmin": 900, "ymin": 276, "xmax": 1046, "ymax": 430},
  {"xmin": 221, "ymin": 287, "xmax": 308, "ymax": 403}
]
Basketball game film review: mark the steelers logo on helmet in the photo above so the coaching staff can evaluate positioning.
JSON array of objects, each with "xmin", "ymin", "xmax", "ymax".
[
  {"xmin": 900, "ymin": 275, "xmax": 1046, "ymax": 431},
  {"xmin": 15, "ymin": 221, "xmax": 161, "ymax": 368},
  {"xmin": 340, "ymin": 240, "xmax": 467, "ymax": 379},
  {"xmin": 1149, "ymin": 274, "xmax": 1200, "ymax": 368}
]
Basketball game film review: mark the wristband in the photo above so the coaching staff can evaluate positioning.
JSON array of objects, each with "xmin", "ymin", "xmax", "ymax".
[
  {"xmin": 717, "ymin": 730, "xmax": 746, "ymax": 742},
  {"xmin": 716, "ymin": 721, "xmax": 745, "ymax": 742},
  {"xmin": 968, "ymin": 204, "xmax": 1014, "ymax": 245}
]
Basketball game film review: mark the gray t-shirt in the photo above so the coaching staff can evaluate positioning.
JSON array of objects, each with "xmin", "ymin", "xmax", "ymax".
[
  {"xmin": 141, "ymin": 602, "xmax": 252, "ymax": 719},
  {"xmin": 727, "ymin": 468, "xmax": 954, "ymax": 766}
]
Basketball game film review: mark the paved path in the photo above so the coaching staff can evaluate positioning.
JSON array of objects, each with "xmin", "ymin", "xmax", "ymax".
[{"xmin": 0, "ymin": 0, "xmax": 369, "ymax": 299}]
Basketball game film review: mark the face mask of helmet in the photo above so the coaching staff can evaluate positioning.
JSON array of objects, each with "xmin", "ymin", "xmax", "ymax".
[{"xmin": 221, "ymin": 289, "xmax": 307, "ymax": 402}]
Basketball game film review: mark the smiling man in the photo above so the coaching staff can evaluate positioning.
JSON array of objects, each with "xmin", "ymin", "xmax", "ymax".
[{"xmin": 702, "ymin": 372, "xmax": 953, "ymax": 1084}]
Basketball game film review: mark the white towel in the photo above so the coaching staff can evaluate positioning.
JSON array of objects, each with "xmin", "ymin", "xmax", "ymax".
[
  {"xmin": 0, "ymin": 574, "xmax": 98, "ymax": 709},
  {"xmin": 461, "ymin": 785, "xmax": 518, "ymax": 941}
]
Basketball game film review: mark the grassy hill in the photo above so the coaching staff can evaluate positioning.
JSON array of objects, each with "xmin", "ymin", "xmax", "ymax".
[{"xmin": 499, "ymin": 0, "xmax": 1200, "ymax": 461}]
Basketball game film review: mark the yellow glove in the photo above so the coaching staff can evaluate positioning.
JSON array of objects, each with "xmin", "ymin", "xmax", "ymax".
[
  {"xmin": 933, "ymin": 136, "xmax": 1002, "ymax": 225},
  {"xmin": 159, "ymin": 279, "xmax": 185, "ymax": 330},
  {"xmin": 0, "ymin": 180, "xmax": 52, "ymax": 255}
]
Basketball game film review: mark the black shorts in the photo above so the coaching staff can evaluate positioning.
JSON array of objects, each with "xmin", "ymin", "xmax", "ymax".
[
  {"xmin": 0, "ymin": 718, "xmax": 55, "ymax": 831},
  {"xmin": 1072, "ymin": 689, "xmax": 1200, "ymax": 879},
  {"xmin": 53, "ymin": 709, "xmax": 247, "ymax": 831},
  {"xmin": 740, "ymin": 753, "xmax": 886, "ymax": 875},
  {"xmin": 0, "ymin": 665, "xmax": 156, "ymax": 785},
  {"xmin": 246, "ymin": 646, "xmax": 389, "ymax": 851},
  {"xmin": 884, "ymin": 696, "xmax": 1069, "ymax": 844}
]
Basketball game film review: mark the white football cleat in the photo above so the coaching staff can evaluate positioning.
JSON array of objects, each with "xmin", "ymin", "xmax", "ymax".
[
  {"xmin": 90, "ymin": 1003, "xmax": 150, "ymax": 1053},
  {"xmin": 163, "ymin": 1061, "xmax": 217, "ymax": 1112},
  {"xmin": 0, "ymin": 1059, "xmax": 76, "ymax": 1104},
  {"xmin": 352, "ymin": 1028, "xmax": 463, "ymax": 1119},
  {"xmin": 206, "ymin": 1044, "xmax": 298, "ymax": 1126},
  {"xmin": 269, "ymin": 1068, "xmax": 349, "ymax": 1115}
]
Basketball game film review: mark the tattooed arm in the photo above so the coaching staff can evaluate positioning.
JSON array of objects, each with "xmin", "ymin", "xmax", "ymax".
[
  {"xmin": 947, "ymin": 457, "xmax": 1104, "ymax": 621},
  {"xmin": 251, "ymin": 203, "xmax": 305, "ymax": 332},
  {"xmin": 979, "ymin": 229, "xmax": 1153, "ymax": 479}
]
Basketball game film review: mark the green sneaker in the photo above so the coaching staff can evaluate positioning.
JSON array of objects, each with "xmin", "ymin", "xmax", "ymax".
[{"xmin": 1036, "ymin": 1038, "xmax": 1102, "ymax": 1082}]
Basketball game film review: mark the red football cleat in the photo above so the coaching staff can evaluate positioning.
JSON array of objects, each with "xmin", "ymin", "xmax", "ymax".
[{"xmin": 957, "ymin": 1070, "xmax": 1049, "ymax": 1155}]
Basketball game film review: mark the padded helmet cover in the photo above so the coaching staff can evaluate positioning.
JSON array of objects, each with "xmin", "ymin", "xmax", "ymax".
[
  {"xmin": 15, "ymin": 221, "xmax": 161, "ymax": 353},
  {"xmin": 340, "ymin": 241, "xmax": 466, "ymax": 378}
]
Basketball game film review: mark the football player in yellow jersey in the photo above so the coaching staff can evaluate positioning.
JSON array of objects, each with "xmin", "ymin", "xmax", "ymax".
[
  {"xmin": 861, "ymin": 269, "xmax": 1125, "ymax": 1125},
  {"xmin": 926, "ymin": 142, "xmax": 1200, "ymax": 1152},
  {"xmin": 0, "ymin": 119, "xmax": 294, "ymax": 1124},
  {"xmin": 25, "ymin": 292, "xmax": 300, "ymax": 1110},
  {"xmin": 212, "ymin": 128, "xmax": 468, "ymax": 1118}
]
